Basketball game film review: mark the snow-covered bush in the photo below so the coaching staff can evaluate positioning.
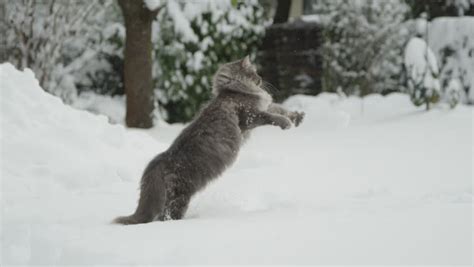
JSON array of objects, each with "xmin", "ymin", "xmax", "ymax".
[
  {"xmin": 404, "ymin": 37, "xmax": 441, "ymax": 109},
  {"xmin": 73, "ymin": 6, "xmax": 125, "ymax": 97},
  {"xmin": 445, "ymin": 79, "xmax": 462, "ymax": 108},
  {"xmin": 428, "ymin": 17, "xmax": 474, "ymax": 105},
  {"xmin": 4, "ymin": 0, "xmax": 124, "ymax": 104},
  {"xmin": 311, "ymin": 0, "xmax": 410, "ymax": 96},
  {"xmin": 153, "ymin": 0, "xmax": 267, "ymax": 122},
  {"xmin": 406, "ymin": 0, "xmax": 474, "ymax": 18}
]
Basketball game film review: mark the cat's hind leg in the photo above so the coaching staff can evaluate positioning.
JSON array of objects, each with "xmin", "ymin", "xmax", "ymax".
[
  {"xmin": 159, "ymin": 183, "xmax": 192, "ymax": 220},
  {"xmin": 165, "ymin": 195, "xmax": 191, "ymax": 220}
]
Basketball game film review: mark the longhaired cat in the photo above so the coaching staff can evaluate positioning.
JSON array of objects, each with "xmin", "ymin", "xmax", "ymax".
[{"xmin": 114, "ymin": 56, "xmax": 304, "ymax": 224}]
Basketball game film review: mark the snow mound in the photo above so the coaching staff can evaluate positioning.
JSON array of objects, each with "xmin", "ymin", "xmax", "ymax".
[
  {"xmin": 1, "ymin": 63, "xmax": 164, "ymax": 193},
  {"xmin": 1, "ymin": 63, "xmax": 472, "ymax": 264},
  {"xmin": 71, "ymin": 92, "xmax": 126, "ymax": 124},
  {"xmin": 1, "ymin": 64, "xmax": 168, "ymax": 264}
]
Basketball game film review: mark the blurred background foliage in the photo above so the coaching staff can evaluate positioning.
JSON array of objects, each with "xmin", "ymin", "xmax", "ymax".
[
  {"xmin": 154, "ymin": 0, "xmax": 268, "ymax": 122},
  {"xmin": 1, "ymin": 0, "xmax": 473, "ymax": 124}
]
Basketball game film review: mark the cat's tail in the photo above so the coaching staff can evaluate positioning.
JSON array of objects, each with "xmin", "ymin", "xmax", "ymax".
[
  {"xmin": 113, "ymin": 168, "xmax": 167, "ymax": 225},
  {"xmin": 113, "ymin": 213, "xmax": 151, "ymax": 225}
]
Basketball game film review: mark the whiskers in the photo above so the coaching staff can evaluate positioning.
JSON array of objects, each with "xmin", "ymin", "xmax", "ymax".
[{"xmin": 261, "ymin": 80, "xmax": 279, "ymax": 95}]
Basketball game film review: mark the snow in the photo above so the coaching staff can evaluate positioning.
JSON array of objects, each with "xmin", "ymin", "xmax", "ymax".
[
  {"xmin": 182, "ymin": 0, "xmax": 231, "ymax": 20},
  {"xmin": 415, "ymin": 16, "xmax": 428, "ymax": 37},
  {"xmin": 143, "ymin": 0, "xmax": 163, "ymax": 11},
  {"xmin": 300, "ymin": 14, "xmax": 321, "ymax": 23},
  {"xmin": 1, "ymin": 63, "xmax": 473, "ymax": 264},
  {"xmin": 166, "ymin": 0, "xmax": 199, "ymax": 43},
  {"xmin": 72, "ymin": 92, "xmax": 126, "ymax": 124}
]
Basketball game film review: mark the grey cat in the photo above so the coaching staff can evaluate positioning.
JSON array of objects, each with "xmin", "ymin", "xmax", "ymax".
[{"xmin": 114, "ymin": 56, "xmax": 304, "ymax": 225}]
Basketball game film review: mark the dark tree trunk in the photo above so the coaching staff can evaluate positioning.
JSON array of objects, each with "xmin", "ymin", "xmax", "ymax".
[
  {"xmin": 118, "ymin": 0, "xmax": 157, "ymax": 128},
  {"xmin": 273, "ymin": 0, "xmax": 291, "ymax": 24}
]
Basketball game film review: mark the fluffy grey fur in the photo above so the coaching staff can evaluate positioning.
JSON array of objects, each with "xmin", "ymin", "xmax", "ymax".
[{"xmin": 114, "ymin": 56, "xmax": 304, "ymax": 225}]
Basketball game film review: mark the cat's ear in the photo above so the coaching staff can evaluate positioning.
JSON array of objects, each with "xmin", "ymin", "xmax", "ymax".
[{"xmin": 241, "ymin": 55, "xmax": 251, "ymax": 69}]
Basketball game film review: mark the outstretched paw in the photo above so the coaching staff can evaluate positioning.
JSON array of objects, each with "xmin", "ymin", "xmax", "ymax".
[
  {"xmin": 289, "ymin": 111, "xmax": 305, "ymax": 127},
  {"xmin": 275, "ymin": 117, "xmax": 292, "ymax": 130}
]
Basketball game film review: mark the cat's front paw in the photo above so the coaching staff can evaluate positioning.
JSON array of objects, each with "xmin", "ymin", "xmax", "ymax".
[
  {"xmin": 276, "ymin": 117, "xmax": 292, "ymax": 130},
  {"xmin": 289, "ymin": 111, "xmax": 305, "ymax": 127}
]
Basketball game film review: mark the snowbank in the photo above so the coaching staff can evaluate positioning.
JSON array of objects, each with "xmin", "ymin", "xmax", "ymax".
[
  {"xmin": 71, "ymin": 92, "xmax": 126, "ymax": 124},
  {"xmin": 1, "ymin": 64, "xmax": 472, "ymax": 264},
  {"xmin": 1, "ymin": 63, "xmax": 166, "ymax": 263},
  {"xmin": 0, "ymin": 63, "xmax": 164, "ymax": 191}
]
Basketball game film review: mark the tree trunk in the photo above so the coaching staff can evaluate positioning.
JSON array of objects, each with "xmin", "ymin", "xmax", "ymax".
[{"xmin": 118, "ymin": 0, "xmax": 157, "ymax": 128}]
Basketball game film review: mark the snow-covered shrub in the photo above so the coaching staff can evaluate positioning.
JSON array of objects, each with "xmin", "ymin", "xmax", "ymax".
[
  {"xmin": 4, "ymin": 0, "xmax": 124, "ymax": 104},
  {"xmin": 67, "ymin": 4, "xmax": 127, "ymax": 123},
  {"xmin": 428, "ymin": 17, "xmax": 474, "ymax": 105},
  {"xmin": 404, "ymin": 37, "xmax": 441, "ymax": 109},
  {"xmin": 4, "ymin": 0, "xmax": 98, "ymax": 102},
  {"xmin": 72, "ymin": 6, "xmax": 125, "ymax": 97},
  {"xmin": 311, "ymin": 0, "xmax": 410, "ymax": 96},
  {"xmin": 445, "ymin": 79, "xmax": 461, "ymax": 108},
  {"xmin": 153, "ymin": 0, "xmax": 267, "ymax": 122},
  {"xmin": 406, "ymin": 0, "xmax": 474, "ymax": 18}
]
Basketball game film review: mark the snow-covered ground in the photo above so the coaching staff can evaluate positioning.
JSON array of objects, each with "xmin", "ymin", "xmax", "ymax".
[{"xmin": 1, "ymin": 63, "xmax": 472, "ymax": 265}]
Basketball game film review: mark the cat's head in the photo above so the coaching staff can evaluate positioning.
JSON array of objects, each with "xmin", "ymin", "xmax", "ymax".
[{"xmin": 212, "ymin": 56, "xmax": 264, "ymax": 96}]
